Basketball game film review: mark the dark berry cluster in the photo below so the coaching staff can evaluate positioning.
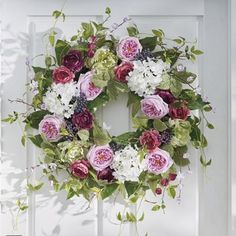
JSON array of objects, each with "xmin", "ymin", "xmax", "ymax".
[
  {"xmin": 74, "ymin": 93, "xmax": 87, "ymax": 113},
  {"xmin": 135, "ymin": 49, "xmax": 153, "ymax": 61},
  {"xmin": 160, "ymin": 130, "xmax": 172, "ymax": 144},
  {"xmin": 65, "ymin": 119, "xmax": 78, "ymax": 135},
  {"xmin": 109, "ymin": 141, "xmax": 125, "ymax": 153}
]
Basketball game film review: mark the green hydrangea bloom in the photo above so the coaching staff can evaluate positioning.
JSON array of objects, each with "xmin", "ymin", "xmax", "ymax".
[
  {"xmin": 91, "ymin": 48, "xmax": 118, "ymax": 70},
  {"xmin": 169, "ymin": 119, "xmax": 191, "ymax": 147}
]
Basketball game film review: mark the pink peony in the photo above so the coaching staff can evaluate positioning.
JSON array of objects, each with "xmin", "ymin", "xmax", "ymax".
[
  {"xmin": 62, "ymin": 50, "xmax": 84, "ymax": 73},
  {"xmin": 39, "ymin": 115, "xmax": 64, "ymax": 142},
  {"xmin": 72, "ymin": 109, "xmax": 93, "ymax": 130},
  {"xmin": 69, "ymin": 159, "xmax": 90, "ymax": 179},
  {"xmin": 87, "ymin": 145, "xmax": 114, "ymax": 171},
  {"xmin": 114, "ymin": 61, "xmax": 133, "ymax": 83},
  {"xmin": 139, "ymin": 129, "xmax": 161, "ymax": 150},
  {"xmin": 78, "ymin": 72, "xmax": 103, "ymax": 101},
  {"xmin": 117, "ymin": 37, "xmax": 142, "ymax": 61},
  {"xmin": 146, "ymin": 149, "xmax": 173, "ymax": 175},
  {"xmin": 141, "ymin": 95, "xmax": 169, "ymax": 119},
  {"xmin": 169, "ymin": 101, "xmax": 190, "ymax": 120},
  {"xmin": 53, "ymin": 66, "xmax": 74, "ymax": 84}
]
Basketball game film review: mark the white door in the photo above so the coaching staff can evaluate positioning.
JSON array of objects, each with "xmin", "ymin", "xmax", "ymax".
[{"xmin": 0, "ymin": 0, "xmax": 231, "ymax": 236}]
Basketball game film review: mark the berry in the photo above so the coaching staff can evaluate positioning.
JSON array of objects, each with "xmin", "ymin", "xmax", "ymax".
[
  {"xmin": 65, "ymin": 119, "xmax": 78, "ymax": 135},
  {"xmin": 134, "ymin": 48, "xmax": 153, "ymax": 61},
  {"xmin": 74, "ymin": 93, "xmax": 88, "ymax": 113},
  {"xmin": 160, "ymin": 178, "xmax": 169, "ymax": 187},
  {"xmin": 155, "ymin": 187, "xmax": 162, "ymax": 195},
  {"xmin": 109, "ymin": 141, "xmax": 125, "ymax": 153},
  {"xmin": 160, "ymin": 130, "xmax": 172, "ymax": 144},
  {"xmin": 169, "ymin": 173, "xmax": 177, "ymax": 181}
]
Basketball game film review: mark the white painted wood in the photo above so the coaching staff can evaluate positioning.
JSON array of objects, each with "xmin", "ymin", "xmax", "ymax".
[{"xmin": 0, "ymin": 0, "xmax": 232, "ymax": 236}]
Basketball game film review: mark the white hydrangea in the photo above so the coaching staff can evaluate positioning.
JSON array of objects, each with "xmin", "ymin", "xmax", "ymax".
[
  {"xmin": 43, "ymin": 82, "xmax": 79, "ymax": 118},
  {"xmin": 111, "ymin": 145, "xmax": 145, "ymax": 182},
  {"xmin": 127, "ymin": 58, "xmax": 170, "ymax": 97}
]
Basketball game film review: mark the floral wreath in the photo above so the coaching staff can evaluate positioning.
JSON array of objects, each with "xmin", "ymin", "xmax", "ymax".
[{"xmin": 4, "ymin": 7, "xmax": 214, "ymax": 232}]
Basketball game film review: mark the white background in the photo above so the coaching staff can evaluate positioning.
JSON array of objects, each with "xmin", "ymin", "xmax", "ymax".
[{"xmin": 0, "ymin": 0, "xmax": 234, "ymax": 236}]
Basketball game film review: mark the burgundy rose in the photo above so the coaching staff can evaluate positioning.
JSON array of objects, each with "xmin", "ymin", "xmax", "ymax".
[
  {"xmin": 53, "ymin": 66, "xmax": 74, "ymax": 84},
  {"xmin": 169, "ymin": 101, "xmax": 190, "ymax": 120},
  {"xmin": 97, "ymin": 167, "xmax": 114, "ymax": 182},
  {"xmin": 114, "ymin": 61, "xmax": 133, "ymax": 83},
  {"xmin": 139, "ymin": 129, "xmax": 161, "ymax": 150},
  {"xmin": 72, "ymin": 109, "xmax": 93, "ymax": 130},
  {"xmin": 160, "ymin": 178, "xmax": 169, "ymax": 187},
  {"xmin": 156, "ymin": 90, "xmax": 175, "ymax": 104},
  {"xmin": 62, "ymin": 50, "xmax": 84, "ymax": 73},
  {"xmin": 169, "ymin": 173, "xmax": 177, "ymax": 181},
  {"xmin": 70, "ymin": 159, "xmax": 90, "ymax": 179},
  {"xmin": 155, "ymin": 187, "xmax": 162, "ymax": 195}
]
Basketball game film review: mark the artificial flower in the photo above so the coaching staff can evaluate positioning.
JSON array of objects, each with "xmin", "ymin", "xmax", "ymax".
[
  {"xmin": 156, "ymin": 90, "xmax": 175, "ymax": 104},
  {"xmin": 97, "ymin": 167, "xmax": 114, "ymax": 182},
  {"xmin": 141, "ymin": 95, "xmax": 169, "ymax": 119},
  {"xmin": 145, "ymin": 148, "xmax": 173, "ymax": 175},
  {"xmin": 87, "ymin": 145, "xmax": 114, "ymax": 171},
  {"xmin": 78, "ymin": 72, "xmax": 103, "ymax": 101},
  {"xmin": 127, "ymin": 58, "xmax": 170, "ymax": 96},
  {"xmin": 62, "ymin": 50, "xmax": 84, "ymax": 73},
  {"xmin": 169, "ymin": 101, "xmax": 190, "ymax": 120},
  {"xmin": 39, "ymin": 115, "xmax": 64, "ymax": 142},
  {"xmin": 69, "ymin": 159, "xmax": 90, "ymax": 179},
  {"xmin": 72, "ymin": 109, "xmax": 93, "ymax": 130},
  {"xmin": 114, "ymin": 61, "xmax": 133, "ymax": 83},
  {"xmin": 53, "ymin": 66, "xmax": 75, "ymax": 84},
  {"xmin": 139, "ymin": 129, "xmax": 161, "ymax": 150},
  {"xmin": 117, "ymin": 36, "xmax": 142, "ymax": 61}
]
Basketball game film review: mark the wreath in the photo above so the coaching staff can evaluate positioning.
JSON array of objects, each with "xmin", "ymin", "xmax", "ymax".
[{"xmin": 4, "ymin": 7, "xmax": 214, "ymax": 231}]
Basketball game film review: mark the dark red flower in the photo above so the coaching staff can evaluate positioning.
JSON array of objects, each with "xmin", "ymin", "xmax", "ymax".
[
  {"xmin": 160, "ymin": 178, "xmax": 169, "ymax": 187},
  {"xmin": 53, "ymin": 66, "xmax": 74, "ymax": 84},
  {"xmin": 72, "ymin": 109, "xmax": 93, "ymax": 130},
  {"xmin": 97, "ymin": 167, "xmax": 114, "ymax": 182},
  {"xmin": 62, "ymin": 50, "xmax": 84, "ymax": 73},
  {"xmin": 156, "ymin": 90, "xmax": 176, "ymax": 104},
  {"xmin": 69, "ymin": 159, "xmax": 90, "ymax": 179},
  {"xmin": 169, "ymin": 101, "xmax": 190, "ymax": 120},
  {"xmin": 155, "ymin": 187, "xmax": 162, "ymax": 195},
  {"xmin": 114, "ymin": 61, "xmax": 133, "ymax": 83},
  {"xmin": 139, "ymin": 129, "xmax": 161, "ymax": 150},
  {"xmin": 169, "ymin": 173, "xmax": 177, "ymax": 181}
]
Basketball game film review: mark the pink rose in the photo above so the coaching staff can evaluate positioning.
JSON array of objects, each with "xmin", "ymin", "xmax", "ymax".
[
  {"xmin": 69, "ymin": 159, "xmax": 90, "ymax": 179},
  {"xmin": 114, "ymin": 62, "xmax": 133, "ymax": 83},
  {"xmin": 146, "ymin": 149, "xmax": 173, "ymax": 174},
  {"xmin": 87, "ymin": 145, "xmax": 114, "ymax": 171},
  {"xmin": 141, "ymin": 95, "xmax": 169, "ymax": 119},
  {"xmin": 78, "ymin": 72, "xmax": 103, "ymax": 101},
  {"xmin": 39, "ymin": 115, "xmax": 64, "ymax": 142},
  {"xmin": 117, "ymin": 37, "xmax": 142, "ymax": 61},
  {"xmin": 139, "ymin": 129, "xmax": 161, "ymax": 150},
  {"xmin": 53, "ymin": 66, "xmax": 74, "ymax": 84},
  {"xmin": 169, "ymin": 101, "xmax": 190, "ymax": 120},
  {"xmin": 72, "ymin": 109, "xmax": 93, "ymax": 130}
]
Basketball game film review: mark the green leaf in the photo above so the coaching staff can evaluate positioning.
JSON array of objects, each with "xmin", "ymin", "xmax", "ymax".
[
  {"xmin": 45, "ymin": 56, "xmax": 52, "ymax": 68},
  {"xmin": 167, "ymin": 186, "xmax": 176, "ymax": 199},
  {"xmin": 117, "ymin": 212, "xmax": 122, "ymax": 221},
  {"xmin": 82, "ymin": 22, "xmax": 94, "ymax": 40},
  {"xmin": 132, "ymin": 101, "xmax": 141, "ymax": 117},
  {"xmin": 93, "ymin": 122, "xmax": 111, "ymax": 145},
  {"xmin": 127, "ymin": 92, "xmax": 141, "ymax": 107},
  {"xmin": 203, "ymin": 104, "xmax": 212, "ymax": 112},
  {"xmin": 25, "ymin": 110, "xmax": 50, "ymax": 129},
  {"xmin": 113, "ymin": 132, "xmax": 139, "ymax": 145},
  {"xmin": 152, "ymin": 29, "xmax": 164, "ymax": 38},
  {"xmin": 77, "ymin": 129, "xmax": 90, "ymax": 141},
  {"xmin": 207, "ymin": 122, "xmax": 214, "ymax": 129},
  {"xmin": 49, "ymin": 31, "xmax": 57, "ymax": 47},
  {"xmin": 132, "ymin": 116, "xmax": 148, "ymax": 129},
  {"xmin": 27, "ymin": 183, "xmax": 44, "ymax": 192},
  {"xmin": 100, "ymin": 183, "xmax": 119, "ymax": 200},
  {"xmin": 124, "ymin": 181, "xmax": 140, "ymax": 197},
  {"xmin": 105, "ymin": 7, "xmax": 111, "ymax": 15},
  {"xmin": 138, "ymin": 212, "xmax": 145, "ymax": 221},
  {"xmin": 192, "ymin": 49, "xmax": 203, "ymax": 55},
  {"xmin": 2, "ymin": 111, "xmax": 19, "ymax": 124},
  {"xmin": 139, "ymin": 36, "xmax": 157, "ymax": 51},
  {"xmin": 87, "ymin": 93, "xmax": 109, "ymax": 110},
  {"xmin": 170, "ymin": 79, "xmax": 182, "ymax": 97},
  {"xmin": 161, "ymin": 144, "xmax": 174, "ymax": 157},
  {"xmin": 147, "ymin": 180, "xmax": 158, "ymax": 194},
  {"xmin": 172, "ymin": 146, "xmax": 190, "ymax": 166},
  {"xmin": 66, "ymin": 188, "xmax": 75, "ymax": 199},
  {"xmin": 152, "ymin": 205, "xmax": 161, "ymax": 211},
  {"xmin": 55, "ymin": 39, "xmax": 71, "ymax": 65},
  {"xmin": 29, "ymin": 134, "xmax": 43, "ymax": 148},
  {"xmin": 153, "ymin": 119, "xmax": 167, "ymax": 132},
  {"xmin": 127, "ymin": 26, "xmax": 139, "ymax": 36},
  {"xmin": 200, "ymin": 156, "xmax": 212, "ymax": 167},
  {"xmin": 173, "ymin": 71, "xmax": 197, "ymax": 84}
]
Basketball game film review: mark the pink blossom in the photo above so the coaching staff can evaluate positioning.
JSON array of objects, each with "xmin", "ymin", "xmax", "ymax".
[
  {"xmin": 117, "ymin": 37, "xmax": 142, "ymax": 61},
  {"xmin": 146, "ymin": 149, "xmax": 173, "ymax": 174},
  {"xmin": 39, "ymin": 115, "xmax": 64, "ymax": 142},
  {"xmin": 87, "ymin": 145, "xmax": 114, "ymax": 171},
  {"xmin": 141, "ymin": 95, "xmax": 169, "ymax": 119},
  {"xmin": 53, "ymin": 66, "xmax": 74, "ymax": 84},
  {"xmin": 78, "ymin": 72, "xmax": 103, "ymax": 101}
]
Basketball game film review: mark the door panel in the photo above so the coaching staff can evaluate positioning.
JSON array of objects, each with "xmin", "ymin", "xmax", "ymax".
[{"xmin": 0, "ymin": 0, "xmax": 231, "ymax": 236}]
